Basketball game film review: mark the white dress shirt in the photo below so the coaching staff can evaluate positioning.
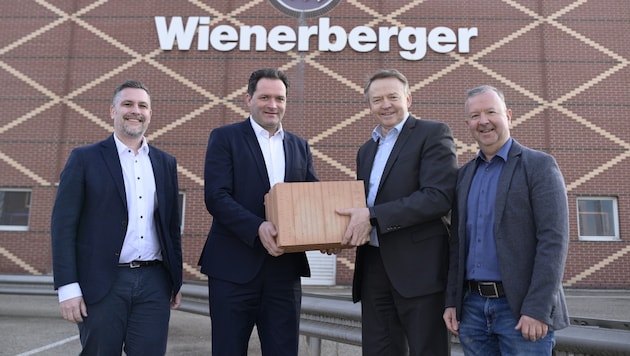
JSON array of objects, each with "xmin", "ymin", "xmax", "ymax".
[
  {"xmin": 115, "ymin": 135, "xmax": 162, "ymax": 264},
  {"xmin": 250, "ymin": 117, "xmax": 285, "ymax": 187}
]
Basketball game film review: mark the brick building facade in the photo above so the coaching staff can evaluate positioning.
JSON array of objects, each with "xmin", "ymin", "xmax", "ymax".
[{"xmin": 1, "ymin": 0, "xmax": 629, "ymax": 288}]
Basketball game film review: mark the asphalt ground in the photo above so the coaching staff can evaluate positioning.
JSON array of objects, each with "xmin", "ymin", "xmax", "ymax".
[{"xmin": 1, "ymin": 287, "xmax": 629, "ymax": 356}]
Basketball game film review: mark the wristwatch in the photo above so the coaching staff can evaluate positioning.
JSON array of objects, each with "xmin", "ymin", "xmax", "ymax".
[{"xmin": 369, "ymin": 207, "xmax": 378, "ymax": 226}]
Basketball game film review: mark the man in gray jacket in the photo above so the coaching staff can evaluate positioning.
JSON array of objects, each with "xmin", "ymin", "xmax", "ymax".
[{"xmin": 443, "ymin": 85, "xmax": 569, "ymax": 355}]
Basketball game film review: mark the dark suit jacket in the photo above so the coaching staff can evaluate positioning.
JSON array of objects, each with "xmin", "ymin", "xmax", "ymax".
[
  {"xmin": 198, "ymin": 119, "xmax": 316, "ymax": 283},
  {"xmin": 51, "ymin": 135, "xmax": 183, "ymax": 305},
  {"xmin": 353, "ymin": 116, "xmax": 458, "ymax": 302},
  {"xmin": 445, "ymin": 139, "xmax": 570, "ymax": 330}
]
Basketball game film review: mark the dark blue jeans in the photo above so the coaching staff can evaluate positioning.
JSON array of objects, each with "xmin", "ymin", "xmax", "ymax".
[
  {"xmin": 78, "ymin": 264, "xmax": 171, "ymax": 356},
  {"xmin": 459, "ymin": 291, "xmax": 555, "ymax": 356}
]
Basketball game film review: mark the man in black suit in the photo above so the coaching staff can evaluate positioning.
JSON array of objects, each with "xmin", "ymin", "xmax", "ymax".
[
  {"xmin": 338, "ymin": 69, "xmax": 458, "ymax": 355},
  {"xmin": 51, "ymin": 80, "xmax": 183, "ymax": 355},
  {"xmin": 199, "ymin": 68, "xmax": 317, "ymax": 355}
]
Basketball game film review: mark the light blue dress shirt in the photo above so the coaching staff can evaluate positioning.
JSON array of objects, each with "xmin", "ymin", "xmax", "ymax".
[{"xmin": 367, "ymin": 115, "xmax": 409, "ymax": 246}]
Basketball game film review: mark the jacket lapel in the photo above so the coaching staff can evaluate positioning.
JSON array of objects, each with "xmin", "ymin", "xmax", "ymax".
[
  {"xmin": 283, "ymin": 134, "xmax": 294, "ymax": 182},
  {"xmin": 378, "ymin": 116, "xmax": 415, "ymax": 191},
  {"xmin": 240, "ymin": 120, "xmax": 270, "ymax": 189},
  {"xmin": 358, "ymin": 139, "xmax": 378, "ymax": 193},
  {"xmin": 458, "ymin": 159, "xmax": 476, "ymax": 240},
  {"xmin": 148, "ymin": 148, "xmax": 169, "ymax": 264},
  {"xmin": 101, "ymin": 135, "xmax": 127, "ymax": 209},
  {"xmin": 149, "ymin": 147, "xmax": 164, "ymax": 219},
  {"xmin": 494, "ymin": 141, "xmax": 523, "ymax": 233}
]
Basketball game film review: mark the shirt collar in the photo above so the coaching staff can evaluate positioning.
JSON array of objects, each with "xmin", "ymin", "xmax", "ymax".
[
  {"xmin": 476, "ymin": 137, "xmax": 513, "ymax": 162},
  {"xmin": 371, "ymin": 114, "xmax": 409, "ymax": 142},
  {"xmin": 113, "ymin": 134, "xmax": 149, "ymax": 155},
  {"xmin": 250, "ymin": 116, "xmax": 284, "ymax": 139}
]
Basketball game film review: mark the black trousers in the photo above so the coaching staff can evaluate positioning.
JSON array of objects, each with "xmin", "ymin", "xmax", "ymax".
[
  {"xmin": 360, "ymin": 246, "xmax": 449, "ymax": 356},
  {"xmin": 207, "ymin": 261, "xmax": 302, "ymax": 356}
]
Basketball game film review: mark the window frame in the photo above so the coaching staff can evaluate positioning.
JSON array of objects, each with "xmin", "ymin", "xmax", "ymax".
[
  {"xmin": 0, "ymin": 188, "xmax": 32, "ymax": 231},
  {"xmin": 576, "ymin": 196, "xmax": 620, "ymax": 241}
]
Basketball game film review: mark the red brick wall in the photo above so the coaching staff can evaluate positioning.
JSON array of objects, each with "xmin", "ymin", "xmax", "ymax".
[{"xmin": 0, "ymin": 0, "xmax": 628, "ymax": 288}]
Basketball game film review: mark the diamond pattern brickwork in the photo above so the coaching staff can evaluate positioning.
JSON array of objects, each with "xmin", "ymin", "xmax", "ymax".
[{"xmin": 0, "ymin": 0, "xmax": 629, "ymax": 288}]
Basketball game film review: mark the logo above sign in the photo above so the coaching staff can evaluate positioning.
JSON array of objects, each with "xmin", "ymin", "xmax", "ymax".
[{"xmin": 269, "ymin": 0, "xmax": 341, "ymax": 18}]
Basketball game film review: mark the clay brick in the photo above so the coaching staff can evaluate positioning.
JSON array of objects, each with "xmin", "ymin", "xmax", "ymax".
[{"xmin": 265, "ymin": 181, "xmax": 366, "ymax": 252}]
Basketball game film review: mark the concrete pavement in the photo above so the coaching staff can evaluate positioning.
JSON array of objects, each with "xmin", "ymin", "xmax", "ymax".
[
  {"xmin": 1, "ymin": 287, "xmax": 629, "ymax": 355},
  {"xmin": 1, "ymin": 288, "xmax": 361, "ymax": 356}
]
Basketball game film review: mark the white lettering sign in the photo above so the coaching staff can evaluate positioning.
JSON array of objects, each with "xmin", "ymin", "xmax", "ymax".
[{"xmin": 154, "ymin": 16, "xmax": 478, "ymax": 61}]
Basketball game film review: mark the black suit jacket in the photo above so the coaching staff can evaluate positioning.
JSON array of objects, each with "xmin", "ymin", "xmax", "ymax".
[
  {"xmin": 353, "ymin": 116, "xmax": 457, "ymax": 302},
  {"xmin": 199, "ymin": 119, "xmax": 316, "ymax": 283},
  {"xmin": 51, "ymin": 135, "xmax": 183, "ymax": 304}
]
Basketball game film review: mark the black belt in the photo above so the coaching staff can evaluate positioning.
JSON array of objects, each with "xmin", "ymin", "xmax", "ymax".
[
  {"xmin": 118, "ymin": 260, "xmax": 162, "ymax": 268},
  {"xmin": 467, "ymin": 280, "xmax": 505, "ymax": 298}
]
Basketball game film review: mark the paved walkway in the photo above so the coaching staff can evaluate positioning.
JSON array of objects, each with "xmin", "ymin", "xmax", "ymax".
[{"xmin": 1, "ymin": 287, "xmax": 629, "ymax": 355}]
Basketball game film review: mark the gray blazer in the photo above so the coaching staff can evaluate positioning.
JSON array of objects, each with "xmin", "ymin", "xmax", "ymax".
[{"xmin": 445, "ymin": 139, "xmax": 570, "ymax": 330}]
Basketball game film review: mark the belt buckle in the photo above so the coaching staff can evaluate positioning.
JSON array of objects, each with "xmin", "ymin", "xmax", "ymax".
[
  {"xmin": 478, "ymin": 282, "xmax": 499, "ymax": 298},
  {"xmin": 129, "ymin": 261, "xmax": 141, "ymax": 268}
]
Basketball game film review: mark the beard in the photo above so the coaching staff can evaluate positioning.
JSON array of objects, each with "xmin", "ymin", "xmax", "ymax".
[{"xmin": 120, "ymin": 115, "xmax": 147, "ymax": 138}]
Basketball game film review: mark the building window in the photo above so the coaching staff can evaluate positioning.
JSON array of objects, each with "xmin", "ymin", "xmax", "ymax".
[
  {"xmin": 178, "ymin": 191, "xmax": 185, "ymax": 234},
  {"xmin": 577, "ymin": 197, "xmax": 619, "ymax": 241},
  {"xmin": 0, "ymin": 189, "xmax": 32, "ymax": 231}
]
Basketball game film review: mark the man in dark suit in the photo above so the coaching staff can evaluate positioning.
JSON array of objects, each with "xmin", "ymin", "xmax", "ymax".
[
  {"xmin": 338, "ymin": 69, "xmax": 458, "ymax": 355},
  {"xmin": 199, "ymin": 68, "xmax": 317, "ymax": 355},
  {"xmin": 51, "ymin": 80, "xmax": 183, "ymax": 355},
  {"xmin": 443, "ymin": 85, "xmax": 569, "ymax": 355}
]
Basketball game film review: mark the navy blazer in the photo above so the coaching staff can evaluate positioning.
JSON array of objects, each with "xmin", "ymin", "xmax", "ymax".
[
  {"xmin": 445, "ymin": 139, "xmax": 570, "ymax": 330},
  {"xmin": 353, "ymin": 116, "xmax": 458, "ymax": 302},
  {"xmin": 199, "ymin": 119, "xmax": 316, "ymax": 283},
  {"xmin": 51, "ymin": 135, "xmax": 183, "ymax": 304}
]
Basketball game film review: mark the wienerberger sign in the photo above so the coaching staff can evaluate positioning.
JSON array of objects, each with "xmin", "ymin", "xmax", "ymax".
[{"xmin": 155, "ymin": 17, "xmax": 478, "ymax": 61}]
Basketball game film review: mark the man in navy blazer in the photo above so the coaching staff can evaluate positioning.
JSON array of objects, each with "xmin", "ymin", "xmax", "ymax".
[
  {"xmin": 199, "ymin": 68, "xmax": 316, "ymax": 355},
  {"xmin": 51, "ymin": 80, "xmax": 183, "ymax": 355},
  {"xmin": 443, "ymin": 85, "xmax": 569, "ymax": 355},
  {"xmin": 338, "ymin": 69, "xmax": 458, "ymax": 355}
]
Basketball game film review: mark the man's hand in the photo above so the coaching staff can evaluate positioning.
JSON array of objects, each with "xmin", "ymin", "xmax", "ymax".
[
  {"xmin": 443, "ymin": 307, "xmax": 459, "ymax": 335},
  {"xmin": 171, "ymin": 291, "xmax": 182, "ymax": 309},
  {"xmin": 258, "ymin": 221, "xmax": 285, "ymax": 257},
  {"xmin": 515, "ymin": 315, "xmax": 549, "ymax": 342},
  {"xmin": 336, "ymin": 207, "xmax": 372, "ymax": 246},
  {"xmin": 59, "ymin": 296, "xmax": 87, "ymax": 323}
]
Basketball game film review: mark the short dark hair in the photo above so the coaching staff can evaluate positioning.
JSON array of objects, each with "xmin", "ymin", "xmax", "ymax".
[
  {"xmin": 112, "ymin": 80, "xmax": 151, "ymax": 105},
  {"xmin": 247, "ymin": 68, "xmax": 290, "ymax": 97},
  {"xmin": 363, "ymin": 69, "xmax": 410, "ymax": 101}
]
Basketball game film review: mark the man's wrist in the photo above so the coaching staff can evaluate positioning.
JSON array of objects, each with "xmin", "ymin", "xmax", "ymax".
[{"xmin": 58, "ymin": 282, "xmax": 82, "ymax": 303}]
